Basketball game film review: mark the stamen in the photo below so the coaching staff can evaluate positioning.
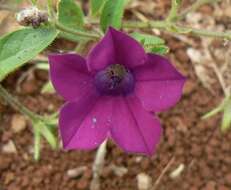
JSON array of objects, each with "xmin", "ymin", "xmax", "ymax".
[{"xmin": 94, "ymin": 64, "xmax": 135, "ymax": 96}]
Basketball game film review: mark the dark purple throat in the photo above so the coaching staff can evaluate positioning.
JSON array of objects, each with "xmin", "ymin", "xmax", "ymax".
[{"xmin": 94, "ymin": 64, "xmax": 135, "ymax": 96}]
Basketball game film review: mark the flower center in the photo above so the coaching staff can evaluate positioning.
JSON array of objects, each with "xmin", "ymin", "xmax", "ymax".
[{"xmin": 94, "ymin": 64, "xmax": 135, "ymax": 96}]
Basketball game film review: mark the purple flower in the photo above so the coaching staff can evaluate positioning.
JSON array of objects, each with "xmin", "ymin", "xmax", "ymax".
[{"xmin": 49, "ymin": 27, "xmax": 186, "ymax": 156}]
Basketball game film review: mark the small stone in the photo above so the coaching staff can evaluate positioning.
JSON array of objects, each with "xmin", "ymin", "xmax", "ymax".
[
  {"xmin": 67, "ymin": 166, "xmax": 87, "ymax": 179},
  {"xmin": 111, "ymin": 165, "xmax": 128, "ymax": 177},
  {"xmin": 11, "ymin": 114, "xmax": 27, "ymax": 133},
  {"xmin": 2, "ymin": 140, "xmax": 17, "ymax": 154},
  {"xmin": 169, "ymin": 164, "xmax": 185, "ymax": 179},
  {"xmin": 137, "ymin": 173, "xmax": 152, "ymax": 190},
  {"xmin": 135, "ymin": 157, "xmax": 143, "ymax": 163}
]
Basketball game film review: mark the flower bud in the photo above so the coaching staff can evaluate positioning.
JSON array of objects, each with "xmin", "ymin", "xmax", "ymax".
[{"xmin": 16, "ymin": 7, "xmax": 48, "ymax": 28}]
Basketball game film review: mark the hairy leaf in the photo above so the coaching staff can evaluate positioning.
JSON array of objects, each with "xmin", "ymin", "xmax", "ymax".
[
  {"xmin": 90, "ymin": 0, "xmax": 106, "ymax": 16},
  {"xmin": 100, "ymin": 0, "xmax": 126, "ymax": 32},
  {"xmin": 58, "ymin": 0, "xmax": 84, "ymax": 29},
  {"xmin": 0, "ymin": 27, "xmax": 58, "ymax": 81},
  {"xmin": 131, "ymin": 32, "xmax": 165, "ymax": 45},
  {"xmin": 131, "ymin": 32, "xmax": 168, "ymax": 54}
]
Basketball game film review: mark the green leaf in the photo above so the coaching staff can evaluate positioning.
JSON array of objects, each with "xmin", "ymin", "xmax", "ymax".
[
  {"xmin": 202, "ymin": 100, "xmax": 225, "ymax": 119},
  {"xmin": 58, "ymin": 0, "xmax": 84, "ymax": 30},
  {"xmin": 90, "ymin": 0, "xmax": 107, "ymax": 16},
  {"xmin": 0, "ymin": 27, "xmax": 58, "ymax": 81},
  {"xmin": 100, "ymin": 0, "xmax": 126, "ymax": 32},
  {"xmin": 221, "ymin": 98, "xmax": 231, "ymax": 132},
  {"xmin": 32, "ymin": 119, "xmax": 57, "ymax": 160},
  {"xmin": 175, "ymin": 0, "xmax": 181, "ymax": 4},
  {"xmin": 40, "ymin": 123, "xmax": 57, "ymax": 149},
  {"xmin": 150, "ymin": 45, "xmax": 169, "ymax": 55},
  {"xmin": 30, "ymin": 0, "xmax": 37, "ymax": 4},
  {"xmin": 41, "ymin": 81, "xmax": 55, "ymax": 94},
  {"xmin": 15, "ymin": 0, "xmax": 23, "ymax": 3},
  {"xmin": 131, "ymin": 32, "xmax": 169, "ymax": 54},
  {"xmin": 131, "ymin": 32, "xmax": 165, "ymax": 46},
  {"xmin": 58, "ymin": 31, "xmax": 87, "ymax": 42}
]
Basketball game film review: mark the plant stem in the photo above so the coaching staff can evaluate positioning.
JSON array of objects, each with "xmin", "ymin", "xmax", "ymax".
[
  {"xmin": 47, "ymin": 0, "xmax": 55, "ymax": 19},
  {"xmin": 90, "ymin": 140, "xmax": 107, "ymax": 190},
  {"xmin": 75, "ymin": 41, "xmax": 89, "ymax": 55},
  {"xmin": 167, "ymin": 0, "xmax": 181, "ymax": 22},
  {"xmin": 0, "ymin": 84, "xmax": 39, "ymax": 121},
  {"xmin": 123, "ymin": 20, "xmax": 167, "ymax": 29},
  {"xmin": 151, "ymin": 156, "xmax": 175, "ymax": 190},
  {"xmin": 123, "ymin": 21, "xmax": 231, "ymax": 40},
  {"xmin": 55, "ymin": 22, "xmax": 100, "ymax": 40}
]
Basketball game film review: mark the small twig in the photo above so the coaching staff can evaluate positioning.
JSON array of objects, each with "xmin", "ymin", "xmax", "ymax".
[
  {"xmin": 151, "ymin": 156, "xmax": 175, "ymax": 190},
  {"xmin": 180, "ymin": 0, "xmax": 220, "ymax": 19},
  {"xmin": 131, "ymin": 10, "xmax": 149, "ymax": 22},
  {"xmin": 90, "ymin": 140, "xmax": 107, "ymax": 190},
  {"xmin": 55, "ymin": 22, "xmax": 100, "ymax": 40},
  {"xmin": 208, "ymin": 47, "xmax": 229, "ymax": 96},
  {"xmin": 0, "ymin": 84, "xmax": 40, "ymax": 121},
  {"xmin": 75, "ymin": 40, "xmax": 90, "ymax": 55},
  {"xmin": 123, "ymin": 20, "xmax": 231, "ymax": 40}
]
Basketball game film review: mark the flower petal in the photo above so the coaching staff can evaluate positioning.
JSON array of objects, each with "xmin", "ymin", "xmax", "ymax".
[
  {"xmin": 87, "ymin": 27, "xmax": 147, "ymax": 71},
  {"xmin": 49, "ymin": 53, "xmax": 93, "ymax": 101},
  {"xmin": 59, "ymin": 93, "xmax": 113, "ymax": 150},
  {"xmin": 110, "ymin": 95, "xmax": 162, "ymax": 155},
  {"xmin": 134, "ymin": 54, "xmax": 186, "ymax": 112}
]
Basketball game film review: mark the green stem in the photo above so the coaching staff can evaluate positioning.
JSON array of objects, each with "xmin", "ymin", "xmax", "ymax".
[
  {"xmin": 34, "ymin": 127, "xmax": 41, "ymax": 161},
  {"xmin": 0, "ymin": 84, "xmax": 40, "ymax": 121},
  {"xmin": 75, "ymin": 40, "xmax": 90, "ymax": 55},
  {"xmin": 47, "ymin": 0, "xmax": 55, "ymax": 19},
  {"xmin": 123, "ymin": 21, "xmax": 231, "ymax": 40},
  {"xmin": 123, "ymin": 20, "xmax": 167, "ymax": 29},
  {"xmin": 55, "ymin": 22, "xmax": 100, "ymax": 40},
  {"xmin": 167, "ymin": 0, "xmax": 181, "ymax": 22}
]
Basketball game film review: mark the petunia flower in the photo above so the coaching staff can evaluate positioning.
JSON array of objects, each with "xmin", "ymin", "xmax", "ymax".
[{"xmin": 48, "ymin": 27, "xmax": 186, "ymax": 156}]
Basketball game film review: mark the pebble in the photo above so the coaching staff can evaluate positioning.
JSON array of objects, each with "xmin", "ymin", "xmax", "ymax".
[
  {"xmin": 136, "ymin": 173, "xmax": 152, "ymax": 190},
  {"xmin": 67, "ymin": 166, "xmax": 87, "ymax": 179},
  {"xmin": 111, "ymin": 165, "xmax": 128, "ymax": 177},
  {"xmin": 2, "ymin": 140, "xmax": 17, "ymax": 154},
  {"xmin": 11, "ymin": 114, "xmax": 27, "ymax": 133},
  {"xmin": 169, "ymin": 164, "xmax": 185, "ymax": 179}
]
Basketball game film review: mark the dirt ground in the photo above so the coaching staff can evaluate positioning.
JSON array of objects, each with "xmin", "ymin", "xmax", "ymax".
[{"xmin": 1, "ymin": 0, "xmax": 231, "ymax": 190}]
